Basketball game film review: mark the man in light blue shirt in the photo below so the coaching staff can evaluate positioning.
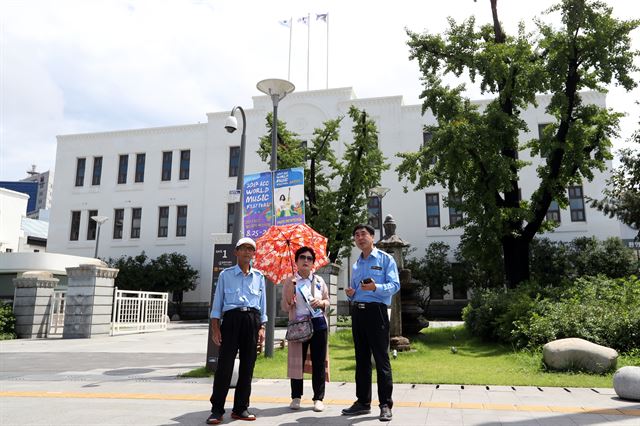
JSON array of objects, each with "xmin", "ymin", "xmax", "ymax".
[
  {"xmin": 207, "ymin": 237, "xmax": 267, "ymax": 425},
  {"xmin": 343, "ymin": 224, "xmax": 400, "ymax": 422}
]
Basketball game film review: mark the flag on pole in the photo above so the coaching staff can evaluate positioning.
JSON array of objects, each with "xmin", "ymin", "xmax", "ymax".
[
  {"xmin": 298, "ymin": 16, "xmax": 309, "ymax": 25},
  {"xmin": 316, "ymin": 13, "xmax": 328, "ymax": 22},
  {"xmin": 279, "ymin": 19, "xmax": 291, "ymax": 27}
]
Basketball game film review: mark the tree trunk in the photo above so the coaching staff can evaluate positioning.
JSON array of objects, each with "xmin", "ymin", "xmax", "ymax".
[{"xmin": 502, "ymin": 237, "xmax": 530, "ymax": 289}]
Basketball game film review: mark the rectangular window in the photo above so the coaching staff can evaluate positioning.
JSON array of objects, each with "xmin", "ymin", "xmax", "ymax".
[
  {"xmin": 130, "ymin": 208, "xmax": 142, "ymax": 238},
  {"xmin": 134, "ymin": 153, "xmax": 145, "ymax": 183},
  {"xmin": 113, "ymin": 208, "xmax": 124, "ymax": 239},
  {"xmin": 227, "ymin": 203, "xmax": 235, "ymax": 234},
  {"xmin": 568, "ymin": 185, "xmax": 586, "ymax": 222},
  {"xmin": 422, "ymin": 131, "xmax": 437, "ymax": 165},
  {"xmin": 448, "ymin": 193, "xmax": 463, "ymax": 226},
  {"xmin": 176, "ymin": 205, "xmax": 188, "ymax": 237},
  {"xmin": 161, "ymin": 151, "xmax": 172, "ymax": 181},
  {"xmin": 75, "ymin": 158, "xmax": 86, "ymax": 187},
  {"xmin": 92, "ymin": 157, "xmax": 102, "ymax": 186},
  {"xmin": 179, "ymin": 150, "xmax": 190, "ymax": 180},
  {"xmin": 117, "ymin": 154, "xmax": 128, "ymax": 184},
  {"xmin": 546, "ymin": 200, "xmax": 561, "ymax": 223},
  {"xmin": 87, "ymin": 209, "xmax": 98, "ymax": 240},
  {"xmin": 70, "ymin": 211, "xmax": 81, "ymax": 241},
  {"xmin": 538, "ymin": 123, "xmax": 555, "ymax": 158},
  {"xmin": 229, "ymin": 146, "xmax": 240, "ymax": 177},
  {"xmin": 426, "ymin": 193, "xmax": 440, "ymax": 228},
  {"xmin": 158, "ymin": 206, "xmax": 169, "ymax": 237},
  {"xmin": 367, "ymin": 196, "xmax": 381, "ymax": 230}
]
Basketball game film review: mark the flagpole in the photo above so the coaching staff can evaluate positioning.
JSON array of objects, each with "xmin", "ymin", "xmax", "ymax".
[
  {"xmin": 288, "ymin": 16, "xmax": 292, "ymax": 81},
  {"xmin": 306, "ymin": 13, "xmax": 310, "ymax": 91},
  {"xmin": 326, "ymin": 13, "xmax": 329, "ymax": 89}
]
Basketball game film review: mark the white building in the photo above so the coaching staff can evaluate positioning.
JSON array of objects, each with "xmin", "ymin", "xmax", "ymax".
[
  {"xmin": 22, "ymin": 166, "xmax": 55, "ymax": 217},
  {"xmin": 47, "ymin": 88, "xmax": 625, "ymax": 317},
  {"xmin": 0, "ymin": 188, "xmax": 29, "ymax": 253}
]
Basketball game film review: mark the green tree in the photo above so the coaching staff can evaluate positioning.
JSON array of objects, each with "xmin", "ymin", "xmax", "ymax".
[
  {"xmin": 259, "ymin": 106, "xmax": 389, "ymax": 263},
  {"xmin": 589, "ymin": 146, "xmax": 640, "ymax": 241},
  {"xmin": 405, "ymin": 242, "xmax": 452, "ymax": 311},
  {"xmin": 398, "ymin": 0, "xmax": 639, "ymax": 288},
  {"xmin": 106, "ymin": 252, "xmax": 198, "ymax": 293}
]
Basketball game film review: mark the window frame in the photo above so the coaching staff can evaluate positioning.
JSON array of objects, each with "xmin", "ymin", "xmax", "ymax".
[
  {"xmin": 176, "ymin": 205, "xmax": 188, "ymax": 237},
  {"xmin": 117, "ymin": 154, "xmax": 128, "ymax": 184},
  {"xmin": 227, "ymin": 203, "xmax": 235, "ymax": 234},
  {"xmin": 447, "ymin": 193, "xmax": 463, "ymax": 226},
  {"xmin": 92, "ymin": 157, "xmax": 102, "ymax": 186},
  {"xmin": 70, "ymin": 211, "xmax": 81, "ymax": 241},
  {"xmin": 179, "ymin": 150, "xmax": 190, "ymax": 180},
  {"xmin": 568, "ymin": 185, "xmax": 586, "ymax": 222},
  {"xmin": 113, "ymin": 208, "xmax": 124, "ymax": 239},
  {"xmin": 130, "ymin": 207, "xmax": 142, "ymax": 239},
  {"xmin": 426, "ymin": 193, "xmax": 440, "ymax": 228},
  {"xmin": 161, "ymin": 151, "xmax": 172, "ymax": 181},
  {"xmin": 546, "ymin": 200, "xmax": 561, "ymax": 223},
  {"xmin": 229, "ymin": 146, "xmax": 240, "ymax": 177},
  {"xmin": 75, "ymin": 158, "xmax": 86, "ymax": 187},
  {"xmin": 158, "ymin": 206, "xmax": 169, "ymax": 238},
  {"xmin": 87, "ymin": 209, "xmax": 98, "ymax": 240},
  {"xmin": 134, "ymin": 153, "xmax": 146, "ymax": 183}
]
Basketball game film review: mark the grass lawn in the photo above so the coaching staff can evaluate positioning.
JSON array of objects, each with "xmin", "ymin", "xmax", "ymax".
[{"xmin": 184, "ymin": 326, "xmax": 640, "ymax": 388}]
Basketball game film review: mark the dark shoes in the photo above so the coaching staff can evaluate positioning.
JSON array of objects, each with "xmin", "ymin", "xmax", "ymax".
[
  {"xmin": 206, "ymin": 412, "xmax": 223, "ymax": 425},
  {"xmin": 342, "ymin": 401, "xmax": 371, "ymax": 416},
  {"xmin": 379, "ymin": 405, "xmax": 392, "ymax": 422},
  {"xmin": 231, "ymin": 409, "xmax": 257, "ymax": 421}
]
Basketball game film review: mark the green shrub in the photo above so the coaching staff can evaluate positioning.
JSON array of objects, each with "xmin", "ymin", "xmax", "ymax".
[
  {"xmin": 0, "ymin": 302, "xmax": 16, "ymax": 340},
  {"xmin": 513, "ymin": 275, "xmax": 640, "ymax": 352}
]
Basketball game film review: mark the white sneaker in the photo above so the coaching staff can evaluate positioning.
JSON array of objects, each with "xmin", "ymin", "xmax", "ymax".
[
  {"xmin": 313, "ymin": 400, "xmax": 325, "ymax": 412},
  {"xmin": 290, "ymin": 398, "xmax": 301, "ymax": 410}
]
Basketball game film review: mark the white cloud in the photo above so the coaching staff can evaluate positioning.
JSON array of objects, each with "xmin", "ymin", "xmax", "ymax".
[{"xmin": 1, "ymin": 0, "xmax": 638, "ymax": 179}]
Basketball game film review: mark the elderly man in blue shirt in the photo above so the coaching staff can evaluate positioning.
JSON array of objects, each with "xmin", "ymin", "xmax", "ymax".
[
  {"xmin": 342, "ymin": 224, "xmax": 400, "ymax": 422},
  {"xmin": 207, "ymin": 237, "xmax": 267, "ymax": 425}
]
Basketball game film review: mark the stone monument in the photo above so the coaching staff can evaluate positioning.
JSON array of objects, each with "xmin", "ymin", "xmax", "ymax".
[{"xmin": 376, "ymin": 215, "xmax": 411, "ymax": 351}]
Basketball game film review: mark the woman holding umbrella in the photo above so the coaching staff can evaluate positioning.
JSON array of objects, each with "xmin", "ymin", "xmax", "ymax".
[{"xmin": 280, "ymin": 246, "xmax": 331, "ymax": 412}]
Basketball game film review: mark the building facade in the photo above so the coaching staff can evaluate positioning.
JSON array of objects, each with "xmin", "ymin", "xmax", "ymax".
[{"xmin": 47, "ymin": 88, "xmax": 624, "ymax": 316}]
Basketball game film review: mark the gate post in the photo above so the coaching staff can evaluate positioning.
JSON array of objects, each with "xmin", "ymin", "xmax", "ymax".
[
  {"xmin": 13, "ymin": 272, "xmax": 59, "ymax": 338},
  {"xmin": 63, "ymin": 264, "xmax": 118, "ymax": 339}
]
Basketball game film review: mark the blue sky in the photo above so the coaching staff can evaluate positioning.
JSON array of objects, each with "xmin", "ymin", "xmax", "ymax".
[{"xmin": 1, "ymin": 0, "xmax": 638, "ymax": 181}]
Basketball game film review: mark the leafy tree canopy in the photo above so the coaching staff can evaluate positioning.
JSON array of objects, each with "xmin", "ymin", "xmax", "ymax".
[
  {"xmin": 258, "ymin": 106, "xmax": 389, "ymax": 263},
  {"xmin": 398, "ymin": 0, "xmax": 639, "ymax": 287},
  {"xmin": 106, "ymin": 252, "xmax": 199, "ymax": 294}
]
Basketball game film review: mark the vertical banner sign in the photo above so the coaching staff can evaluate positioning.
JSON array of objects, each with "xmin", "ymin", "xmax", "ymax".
[
  {"xmin": 243, "ymin": 171, "xmax": 273, "ymax": 239},
  {"xmin": 274, "ymin": 167, "xmax": 305, "ymax": 226},
  {"xmin": 206, "ymin": 243, "xmax": 237, "ymax": 372}
]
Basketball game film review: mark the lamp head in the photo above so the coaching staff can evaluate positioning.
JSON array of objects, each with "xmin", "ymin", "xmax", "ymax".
[{"xmin": 224, "ymin": 115, "xmax": 238, "ymax": 133}]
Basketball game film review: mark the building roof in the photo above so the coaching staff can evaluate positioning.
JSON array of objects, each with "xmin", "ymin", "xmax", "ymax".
[{"xmin": 21, "ymin": 217, "xmax": 49, "ymax": 239}]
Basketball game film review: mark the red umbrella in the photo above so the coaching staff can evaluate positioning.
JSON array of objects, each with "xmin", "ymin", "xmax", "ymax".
[{"xmin": 254, "ymin": 223, "xmax": 330, "ymax": 284}]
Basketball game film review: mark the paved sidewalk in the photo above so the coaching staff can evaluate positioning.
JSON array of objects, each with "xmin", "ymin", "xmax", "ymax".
[{"xmin": 1, "ymin": 322, "xmax": 639, "ymax": 425}]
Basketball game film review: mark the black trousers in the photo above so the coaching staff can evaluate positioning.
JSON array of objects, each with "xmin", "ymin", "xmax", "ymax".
[
  {"xmin": 351, "ymin": 302, "xmax": 393, "ymax": 408},
  {"xmin": 210, "ymin": 309, "xmax": 260, "ymax": 415},
  {"xmin": 290, "ymin": 328, "xmax": 327, "ymax": 401}
]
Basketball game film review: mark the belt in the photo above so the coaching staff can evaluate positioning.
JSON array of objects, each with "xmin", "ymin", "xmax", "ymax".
[
  {"xmin": 229, "ymin": 307, "xmax": 259, "ymax": 313},
  {"xmin": 353, "ymin": 302, "xmax": 386, "ymax": 309}
]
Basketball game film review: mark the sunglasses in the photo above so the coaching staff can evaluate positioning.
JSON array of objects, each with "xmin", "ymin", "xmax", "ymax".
[{"xmin": 298, "ymin": 254, "xmax": 314, "ymax": 262}]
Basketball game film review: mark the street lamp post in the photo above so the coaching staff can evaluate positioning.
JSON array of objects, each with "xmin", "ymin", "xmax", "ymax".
[
  {"xmin": 90, "ymin": 215, "xmax": 109, "ymax": 258},
  {"xmin": 257, "ymin": 78, "xmax": 295, "ymax": 358},
  {"xmin": 369, "ymin": 186, "xmax": 390, "ymax": 240},
  {"xmin": 224, "ymin": 106, "xmax": 247, "ymax": 246}
]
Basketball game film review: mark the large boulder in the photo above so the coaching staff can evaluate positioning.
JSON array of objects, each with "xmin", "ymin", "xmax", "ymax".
[
  {"xmin": 613, "ymin": 366, "xmax": 640, "ymax": 401},
  {"xmin": 543, "ymin": 338, "xmax": 618, "ymax": 374}
]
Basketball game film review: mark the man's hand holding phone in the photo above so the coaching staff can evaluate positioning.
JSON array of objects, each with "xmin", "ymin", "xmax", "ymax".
[{"xmin": 360, "ymin": 277, "xmax": 376, "ymax": 291}]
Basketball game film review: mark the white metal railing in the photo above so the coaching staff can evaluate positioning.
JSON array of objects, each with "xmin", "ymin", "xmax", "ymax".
[
  {"xmin": 111, "ymin": 287, "xmax": 169, "ymax": 335},
  {"xmin": 47, "ymin": 290, "xmax": 66, "ymax": 336}
]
